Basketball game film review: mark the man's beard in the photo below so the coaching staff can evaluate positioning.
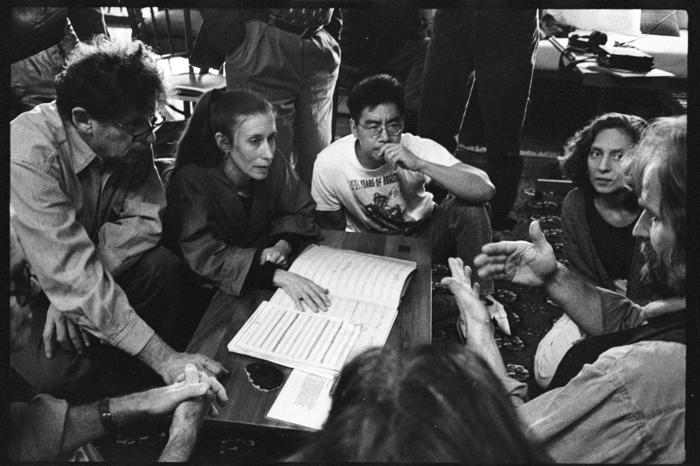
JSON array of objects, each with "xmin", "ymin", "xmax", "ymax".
[{"xmin": 639, "ymin": 240, "xmax": 685, "ymax": 297}]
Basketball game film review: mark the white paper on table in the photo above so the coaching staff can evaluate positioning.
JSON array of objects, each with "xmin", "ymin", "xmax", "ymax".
[
  {"xmin": 227, "ymin": 301, "xmax": 360, "ymax": 378},
  {"xmin": 266, "ymin": 369, "xmax": 334, "ymax": 430},
  {"xmin": 268, "ymin": 245, "xmax": 414, "ymax": 359},
  {"xmin": 271, "ymin": 244, "xmax": 416, "ymax": 310}
]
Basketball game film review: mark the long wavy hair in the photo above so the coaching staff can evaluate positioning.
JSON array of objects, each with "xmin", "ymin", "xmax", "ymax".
[
  {"xmin": 624, "ymin": 115, "xmax": 686, "ymax": 295},
  {"xmin": 173, "ymin": 88, "xmax": 274, "ymax": 172},
  {"xmin": 559, "ymin": 113, "xmax": 647, "ymax": 201},
  {"xmin": 288, "ymin": 343, "xmax": 547, "ymax": 463}
]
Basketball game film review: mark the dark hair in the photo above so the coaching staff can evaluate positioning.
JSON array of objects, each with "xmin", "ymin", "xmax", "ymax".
[
  {"xmin": 558, "ymin": 112, "xmax": 647, "ymax": 196},
  {"xmin": 625, "ymin": 115, "xmax": 686, "ymax": 294},
  {"xmin": 55, "ymin": 36, "xmax": 167, "ymax": 121},
  {"xmin": 173, "ymin": 89, "xmax": 274, "ymax": 171},
  {"xmin": 289, "ymin": 344, "xmax": 547, "ymax": 463},
  {"xmin": 347, "ymin": 73, "xmax": 405, "ymax": 123}
]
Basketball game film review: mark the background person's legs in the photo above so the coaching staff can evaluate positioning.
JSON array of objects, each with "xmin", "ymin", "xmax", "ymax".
[
  {"xmin": 293, "ymin": 29, "xmax": 339, "ymax": 185},
  {"xmin": 417, "ymin": 9, "xmax": 474, "ymax": 154},
  {"xmin": 472, "ymin": 9, "xmax": 538, "ymax": 230}
]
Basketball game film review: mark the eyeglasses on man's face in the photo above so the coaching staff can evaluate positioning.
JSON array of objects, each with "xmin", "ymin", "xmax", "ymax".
[
  {"xmin": 10, "ymin": 265, "xmax": 34, "ymax": 307},
  {"xmin": 356, "ymin": 120, "xmax": 403, "ymax": 138},
  {"xmin": 114, "ymin": 112, "xmax": 166, "ymax": 142}
]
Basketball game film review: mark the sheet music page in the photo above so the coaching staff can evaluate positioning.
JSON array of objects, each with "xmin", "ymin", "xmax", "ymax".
[
  {"xmin": 266, "ymin": 369, "xmax": 334, "ymax": 430},
  {"xmin": 276, "ymin": 245, "xmax": 416, "ymax": 309},
  {"xmin": 227, "ymin": 301, "xmax": 360, "ymax": 378}
]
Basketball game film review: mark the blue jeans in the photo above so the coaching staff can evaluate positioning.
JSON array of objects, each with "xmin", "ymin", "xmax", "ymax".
[
  {"xmin": 416, "ymin": 197, "xmax": 494, "ymax": 295},
  {"xmin": 225, "ymin": 20, "xmax": 340, "ymax": 186}
]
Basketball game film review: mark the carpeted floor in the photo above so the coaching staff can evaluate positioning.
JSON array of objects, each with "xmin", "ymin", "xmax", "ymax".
[{"xmin": 88, "ymin": 119, "xmax": 570, "ymax": 462}]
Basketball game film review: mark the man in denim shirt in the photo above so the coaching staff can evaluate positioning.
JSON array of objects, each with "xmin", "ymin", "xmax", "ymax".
[
  {"xmin": 461, "ymin": 115, "xmax": 688, "ymax": 462},
  {"xmin": 10, "ymin": 37, "xmax": 225, "ymax": 394}
]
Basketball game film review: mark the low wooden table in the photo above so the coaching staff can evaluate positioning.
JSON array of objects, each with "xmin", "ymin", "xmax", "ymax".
[{"xmin": 186, "ymin": 229, "xmax": 432, "ymax": 430}]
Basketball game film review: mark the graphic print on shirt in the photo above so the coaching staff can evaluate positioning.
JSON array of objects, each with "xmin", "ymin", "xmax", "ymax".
[{"xmin": 347, "ymin": 172, "xmax": 423, "ymax": 234}]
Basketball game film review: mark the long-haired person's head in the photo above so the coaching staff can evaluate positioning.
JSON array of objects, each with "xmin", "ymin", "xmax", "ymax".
[
  {"xmin": 626, "ymin": 115, "xmax": 686, "ymax": 296},
  {"xmin": 174, "ymin": 89, "xmax": 276, "ymax": 180},
  {"xmin": 290, "ymin": 344, "xmax": 546, "ymax": 463},
  {"xmin": 559, "ymin": 113, "xmax": 647, "ymax": 198}
]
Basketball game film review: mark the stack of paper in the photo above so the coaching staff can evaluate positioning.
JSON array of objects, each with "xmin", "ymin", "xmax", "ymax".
[
  {"xmin": 227, "ymin": 300, "xmax": 360, "ymax": 378},
  {"xmin": 227, "ymin": 244, "xmax": 417, "ymax": 430}
]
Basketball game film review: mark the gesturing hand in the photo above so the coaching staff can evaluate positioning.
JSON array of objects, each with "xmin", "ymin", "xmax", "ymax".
[
  {"xmin": 440, "ymin": 258, "xmax": 491, "ymax": 329},
  {"xmin": 273, "ymin": 269, "xmax": 331, "ymax": 312},
  {"xmin": 474, "ymin": 221, "xmax": 558, "ymax": 287},
  {"xmin": 42, "ymin": 306, "xmax": 91, "ymax": 358}
]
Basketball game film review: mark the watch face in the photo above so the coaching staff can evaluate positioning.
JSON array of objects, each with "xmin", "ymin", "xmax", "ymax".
[{"xmin": 245, "ymin": 362, "xmax": 284, "ymax": 392}]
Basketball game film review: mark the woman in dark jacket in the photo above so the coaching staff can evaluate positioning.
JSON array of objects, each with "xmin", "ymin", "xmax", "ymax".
[{"xmin": 163, "ymin": 89, "xmax": 330, "ymax": 311}]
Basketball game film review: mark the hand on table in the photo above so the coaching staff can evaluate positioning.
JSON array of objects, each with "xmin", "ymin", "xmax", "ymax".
[
  {"xmin": 42, "ymin": 306, "xmax": 91, "ymax": 358},
  {"xmin": 273, "ymin": 269, "xmax": 330, "ymax": 312},
  {"xmin": 474, "ymin": 220, "xmax": 558, "ymax": 287}
]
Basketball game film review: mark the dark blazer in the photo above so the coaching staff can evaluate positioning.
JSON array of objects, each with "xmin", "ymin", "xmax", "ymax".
[{"xmin": 163, "ymin": 153, "xmax": 320, "ymax": 296}]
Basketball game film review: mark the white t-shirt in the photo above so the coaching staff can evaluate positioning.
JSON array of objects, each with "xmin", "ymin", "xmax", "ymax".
[{"xmin": 312, "ymin": 133, "xmax": 459, "ymax": 234}]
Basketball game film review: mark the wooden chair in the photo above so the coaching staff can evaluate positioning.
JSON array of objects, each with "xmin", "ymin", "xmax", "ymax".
[{"xmin": 127, "ymin": 8, "xmax": 225, "ymax": 117}]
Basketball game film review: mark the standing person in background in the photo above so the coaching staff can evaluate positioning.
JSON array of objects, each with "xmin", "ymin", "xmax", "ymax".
[
  {"xmin": 9, "ymin": 7, "xmax": 109, "ymax": 119},
  {"xmin": 418, "ymin": 9, "xmax": 539, "ymax": 230},
  {"xmin": 190, "ymin": 8, "xmax": 341, "ymax": 186}
]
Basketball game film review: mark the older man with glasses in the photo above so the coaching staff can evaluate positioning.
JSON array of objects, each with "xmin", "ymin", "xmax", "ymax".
[
  {"xmin": 10, "ymin": 37, "xmax": 226, "ymax": 398},
  {"xmin": 311, "ymin": 74, "xmax": 500, "ymax": 325}
]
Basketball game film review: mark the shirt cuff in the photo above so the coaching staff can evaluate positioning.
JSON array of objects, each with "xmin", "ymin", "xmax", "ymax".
[{"xmin": 108, "ymin": 315, "xmax": 156, "ymax": 356}]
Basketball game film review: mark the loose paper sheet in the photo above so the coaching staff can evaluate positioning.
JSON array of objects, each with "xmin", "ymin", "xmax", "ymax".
[{"xmin": 266, "ymin": 369, "xmax": 334, "ymax": 430}]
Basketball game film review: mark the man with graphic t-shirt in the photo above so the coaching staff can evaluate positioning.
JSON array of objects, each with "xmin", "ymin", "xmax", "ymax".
[{"xmin": 312, "ymin": 73, "xmax": 497, "ymax": 298}]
